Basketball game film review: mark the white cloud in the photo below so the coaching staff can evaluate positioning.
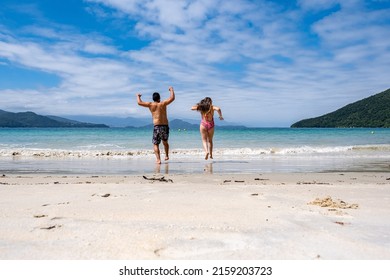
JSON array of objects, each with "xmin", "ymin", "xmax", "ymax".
[
  {"xmin": 85, "ymin": 0, "xmax": 140, "ymax": 15},
  {"xmin": 82, "ymin": 42, "xmax": 118, "ymax": 55},
  {"xmin": 0, "ymin": 0, "xmax": 389, "ymax": 126},
  {"xmin": 0, "ymin": 34, "xmax": 135, "ymax": 93},
  {"xmin": 298, "ymin": 0, "xmax": 340, "ymax": 11}
]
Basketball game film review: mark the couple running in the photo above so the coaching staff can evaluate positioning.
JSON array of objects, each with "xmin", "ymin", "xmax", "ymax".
[{"xmin": 136, "ymin": 86, "xmax": 224, "ymax": 164}]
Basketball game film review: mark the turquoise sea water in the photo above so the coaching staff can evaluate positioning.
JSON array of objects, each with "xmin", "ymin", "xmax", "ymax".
[{"xmin": 0, "ymin": 127, "xmax": 389, "ymax": 174}]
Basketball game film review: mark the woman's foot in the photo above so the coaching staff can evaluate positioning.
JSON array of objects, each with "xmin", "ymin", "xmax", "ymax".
[{"xmin": 205, "ymin": 153, "xmax": 209, "ymax": 160}]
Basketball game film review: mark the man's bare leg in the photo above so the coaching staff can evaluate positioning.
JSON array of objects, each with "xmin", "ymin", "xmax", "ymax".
[
  {"xmin": 154, "ymin": 144, "xmax": 161, "ymax": 164},
  {"xmin": 162, "ymin": 140, "xmax": 169, "ymax": 161}
]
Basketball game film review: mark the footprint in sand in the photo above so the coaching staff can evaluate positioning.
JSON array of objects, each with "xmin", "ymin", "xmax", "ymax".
[
  {"xmin": 33, "ymin": 215, "xmax": 48, "ymax": 218},
  {"xmin": 92, "ymin": 193, "xmax": 111, "ymax": 198},
  {"xmin": 40, "ymin": 225, "xmax": 62, "ymax": 230}
]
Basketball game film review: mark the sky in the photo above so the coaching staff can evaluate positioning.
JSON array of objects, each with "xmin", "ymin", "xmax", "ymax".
[{"xmin": 0, "ymin": 0, "xmax": 389, "ymax": 127}]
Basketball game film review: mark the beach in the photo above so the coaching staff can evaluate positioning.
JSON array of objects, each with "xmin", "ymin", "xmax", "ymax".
[
  {"xmin": 1, "ymin": 127, "xmax": 390, "ymax": 261},
  {"xmin": 1, "ymin": 171, "xmax": 389, "ymax": 260}
]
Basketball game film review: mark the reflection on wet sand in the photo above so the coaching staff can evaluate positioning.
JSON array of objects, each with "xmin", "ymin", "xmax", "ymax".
[
  {"xmin": 155, "ymin": 162, "xmax": 169, "ymax": 174},
  {"xmin": 204, "ymin": 163, "xmax": 213, "ymax": 174}
]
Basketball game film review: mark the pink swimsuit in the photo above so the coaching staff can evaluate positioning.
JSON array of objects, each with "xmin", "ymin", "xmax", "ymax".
[{"xmin": 201, "ymin": 118, "xmax": 214, "ymax": 131}]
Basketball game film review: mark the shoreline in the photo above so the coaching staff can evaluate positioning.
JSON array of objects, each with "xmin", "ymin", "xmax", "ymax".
[
  {"xmin": 1, "ymin": 172, "xmax": 389, "ymax": 259},
  {"xmin": 1, "ymin": 153, "xmax": 390, "ymax": 175}
]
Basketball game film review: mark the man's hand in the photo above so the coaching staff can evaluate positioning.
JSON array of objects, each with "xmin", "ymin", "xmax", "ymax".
[
  {"xmin": 165, "ymin": 86, "xmax": 175, "ymax": 105},
  {"xmin": 136, "ymin": 93, "xmax": 145, "ymax": 106}
]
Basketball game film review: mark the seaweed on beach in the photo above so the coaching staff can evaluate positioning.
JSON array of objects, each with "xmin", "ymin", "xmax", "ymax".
[
  {"xmin": 142, "ymin": 175, "xmax": 173, "ymax": 183},
  {"xmin": 308, "ymin": 196, "xmax": 359, "ymax": 209}
]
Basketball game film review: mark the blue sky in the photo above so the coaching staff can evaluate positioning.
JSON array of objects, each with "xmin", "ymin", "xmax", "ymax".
[{"xmin": 0, "ymin": 0, "xmax": 389, "ymax": 127}]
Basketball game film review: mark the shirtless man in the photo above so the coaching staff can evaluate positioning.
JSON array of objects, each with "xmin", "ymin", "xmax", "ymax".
[{"xmin": 137, "ymin": 86, "xmax": 175, "ymax": 164}]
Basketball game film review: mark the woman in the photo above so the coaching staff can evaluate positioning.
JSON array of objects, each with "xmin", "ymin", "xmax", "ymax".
[{"xmin": 191, "ymin": 97, "xmax": 224, "ymax": 160}]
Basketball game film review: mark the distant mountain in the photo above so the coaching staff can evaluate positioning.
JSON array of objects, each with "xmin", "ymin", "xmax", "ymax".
[
  {"xmin": 291, "ymin": 88, "xmax": 390, "ymax": 128},
  {"xmin": 140, "ymin": 119, "xmax": 247, "ymax": 130},
  {"xmin": 0, "ymin": 110, "xmax": 108, "ymax": 128},
  {"xmin": 0, "ymin": 109, "xmax": 246, "ymax": 129},
  {"xmin": 46, "ymin": 115, "xmax": 85, "ymax": 125},
  {"xmin": 168, "ymin": 119, "xmax": 199, "ymax": 130},
  {"xmin": 180, "ymin": 117, "xmax": 245, "ymax": 127},
  {"xmin": 63, "ymin": 114, "xmax": 247, "ymax": 128},
  {"xmin": 62, "ymin": 115, "xmax": 150, "ymax": 127},
  {"xmin": 139, "ymin": 119, "xmax": 198, "ymax": 130}
]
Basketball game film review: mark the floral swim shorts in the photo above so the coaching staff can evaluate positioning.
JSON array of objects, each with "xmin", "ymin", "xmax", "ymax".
[{"xmin": 152, "ymin": 125, "xmax": 169, "ymax": 145}]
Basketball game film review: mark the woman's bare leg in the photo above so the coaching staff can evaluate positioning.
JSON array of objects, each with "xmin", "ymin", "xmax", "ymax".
[
  {"xmin": 208, "ymin": 127, "xmax": 215, "ymax": 159},
  {"xmin": 200, "ymin": 125, "xmax": 209, "ymax": 160}
]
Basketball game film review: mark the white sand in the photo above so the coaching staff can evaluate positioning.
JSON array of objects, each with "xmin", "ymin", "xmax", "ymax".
[{"xmin": 0, "ymin": 172, "xmax": 389, "ymax": 259}]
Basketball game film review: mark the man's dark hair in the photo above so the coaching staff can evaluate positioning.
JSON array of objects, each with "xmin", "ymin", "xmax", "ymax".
[{"xmin": 152, "ymin": 92, "xmax": 160, "ymax": 102}]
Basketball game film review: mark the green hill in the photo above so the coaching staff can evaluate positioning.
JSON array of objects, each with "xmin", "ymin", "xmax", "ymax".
[
  {"xmin": 291, "ymin": 88, "xmax": 390, "ymax": 128},
  {"xmin": 0, "ymin": 110, "xmax": 108, "ymax": 128}
]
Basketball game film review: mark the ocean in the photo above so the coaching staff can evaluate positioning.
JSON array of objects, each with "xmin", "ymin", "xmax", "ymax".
[{"xmin": 0, "ymin": 127, "xmax": 389, "ymax": 174}]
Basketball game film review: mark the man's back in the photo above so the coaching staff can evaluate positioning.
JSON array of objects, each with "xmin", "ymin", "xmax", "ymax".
[
  {"xmin": 149, "ymin": 102, "xmax": 169, "ymax": 126},
  {"xmin": 136, "ymin": 86, "xmax": 175, "ymax": 126}
]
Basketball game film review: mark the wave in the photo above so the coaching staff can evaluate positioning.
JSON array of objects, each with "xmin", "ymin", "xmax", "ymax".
[
  {"xmin": 1, "ymin": 144, "xmax": 389, "ymax": 159},
  {"xmin": 0, "ymin": 149, "xmax": 155, "ymax": 158}
]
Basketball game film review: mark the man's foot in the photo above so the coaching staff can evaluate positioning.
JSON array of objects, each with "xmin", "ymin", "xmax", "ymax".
[
  {"xmin": 156, "ymin": 160, "xmax": 161, "ymax": 164},
  {"xmin": 205, "ymin": 153, "xmax": 209, "ymax": 160},
  {"xmin": 210, "ymin": 155, "xmax": 213, "ymax": 159},
  {"xmin": 165, "ymin": 156, "xmax": 169, "ymax": 161}
]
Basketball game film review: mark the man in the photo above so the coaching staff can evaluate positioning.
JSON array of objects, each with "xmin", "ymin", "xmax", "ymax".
[{"xmin": 136, "ymin": 86, "xmax": 175, "ymax": 164}]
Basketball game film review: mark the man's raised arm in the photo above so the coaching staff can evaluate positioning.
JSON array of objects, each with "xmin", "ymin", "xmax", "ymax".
[
  {"xmin": 136, "ymin": 93, "xmax": 150, "ymax": 107},
  {"xmin": 165, "ymin": 86, "xmax": 175, "ymax": 105}
]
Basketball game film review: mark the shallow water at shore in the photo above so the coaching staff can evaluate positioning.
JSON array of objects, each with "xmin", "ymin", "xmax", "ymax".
[
  {"xmin": 1, "ymin": 127, "xmax": 389, "ymax": 174},
  {"xmin": 1, "ymin": 154, "xmax": 389, "ymax": 175}
]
